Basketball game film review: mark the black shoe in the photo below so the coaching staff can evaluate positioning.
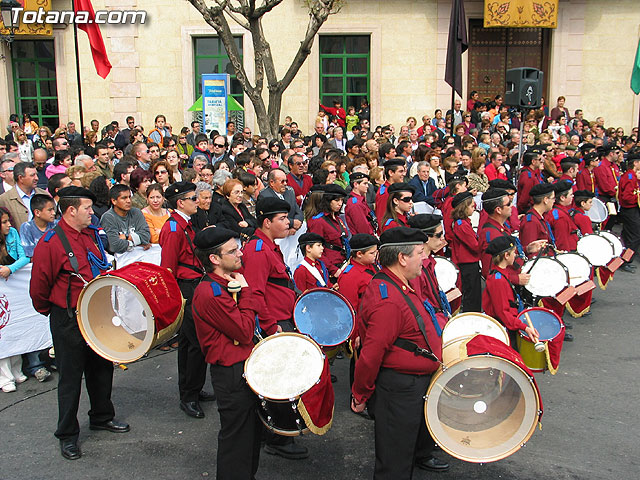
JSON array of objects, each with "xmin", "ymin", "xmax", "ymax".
[
  {"xmin": 263, "ymin": 442, "xmax": 309, "ymax": 460},
  {"xmin": 350, "ymin": 408, "xmax": 373, "ymax": 420},
  {"xmin": 590, "ymin": 298, "xmax": 597, "ymax": 305},
  {"xmin": 180, "ymin": 401, "xmax": 205, "ymax": 419},
  {"xmin": 60, "ymin": 439, "xmax": 81, "ymax": 460},
  {"xmin": 89, "ymin": 419, "xmax": 130, "ymax": 433},
  {"xmin": 564, "ymin": 321, "xmax": 573, "ymax": 329},
  {"xmin": 415, "ymin": 456, "xmax": 450, "ymax": 472},
  {"xmin": 564, "ymin": 332, "xmax": 574, "ymax": 342},
  {"xmin": 621, "ymin": 264, "xmax": 636, "ymax": 273},
  {"xmin": 198, "ymin": 390, "xmax": 216, "ymax": 402},
  {"xmin": 330, "ymin": 374, "xmax": 337, "ymax": 383}
]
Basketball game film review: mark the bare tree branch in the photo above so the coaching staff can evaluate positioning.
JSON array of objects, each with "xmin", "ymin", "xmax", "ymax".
[{"xmin": 253, "ymin": 0, "xmax": 284, "ymax": 18}]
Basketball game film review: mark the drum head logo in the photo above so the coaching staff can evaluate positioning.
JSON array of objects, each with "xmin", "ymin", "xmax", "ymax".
[
  {"xmin": 0, "ymin": 294, "xmax": 10, "ymax": 339},
  {"xmin": 148, "ymin": 275, "xmax": 158, "ymax": 286}
]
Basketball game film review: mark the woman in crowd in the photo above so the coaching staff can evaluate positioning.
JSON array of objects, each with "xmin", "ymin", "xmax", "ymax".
[
  {"xmin": 468, "ymin": 148, "xmax": 490, "ymax": 193},
  {"xmin": 89, "ymin": 176, "xmax": 111, "ymax": 219},
  {"xmin": 14, "ymin": 129, "xmax": 34, "ymax": 162},
  {"xmin": 165, "ymin": 150, "xmax": 182, "ymax": 182},
  {"xmin": 142, "ymin": 184, "xmax": 170, "ymax": 244},
  {"xmin": 380, "ymin": 184, "xmax": 415, "ymax": 232},
  {"xmin": 33, "ymin": 126, "xmax": 51, "ymax": 151},
  {"xmin": 45, "ymin": 151, "xmax": 72, "ymax": 178},
  {"xmin": 130, "ymin": 168, "xmax": 153, "ymax": 209},
  {"xmin": 238, "ymin": 171, "xmax": 258, "ymax": 218},
  {"xmin": 66, "ymin": 165, "xmax": 87, "ymax": 187},
  {"xmin": 220, "ymin": 178, "xmax": 257, "ymax": 239},
  {"xmin": 267, "ymin": 139, "xmax": 281, "ymax": 168},
  {"xmin": 0, "ymin": 207, "xmax": 30, "ymax": 393},
  {"xmin": 22, "ymin": 113, "xmax": 38, "ymax": 140},
  {"xmin": 429, "ymin": 153, "xmax": 447, "ymax": 189},
  {"xmin": 320, "ymin": 160, "xmax": 338, "ymax": 185},
  {"xmin": 334, "ymin": 157, "xmax": 350, "ymax": 189},
  {"xmin": 176, "ymin": 132, "xmax": 194, "ymax": 168},
  {"xmin": 151, "ymin": 160, "xmax": 174, "ymax": 190},
  {"xmin": 84, "ymin": 130, "xmax": 98, "ymax": 158}
]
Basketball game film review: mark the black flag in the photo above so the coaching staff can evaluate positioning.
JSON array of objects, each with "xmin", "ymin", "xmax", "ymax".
[{"xmin": 444, "ymin": 0, "xmax": 468, "ymax": 98}]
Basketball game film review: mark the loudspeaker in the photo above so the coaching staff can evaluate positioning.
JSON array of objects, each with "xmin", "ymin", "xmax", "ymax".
[{"xmin": 505, "ymin": 68, "xmax": 544, "ymax": 108}]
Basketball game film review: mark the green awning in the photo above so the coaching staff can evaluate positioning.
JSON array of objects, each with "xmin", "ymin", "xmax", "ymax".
[{"xmin": 188, "ymin": 95, "xmax": 244, "ymax": 112}]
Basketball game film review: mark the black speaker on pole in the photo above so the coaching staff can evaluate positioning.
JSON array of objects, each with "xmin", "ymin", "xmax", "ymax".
[{"xmin": 505, "ymin": 68, "xmax": 543, "ymax": 108}]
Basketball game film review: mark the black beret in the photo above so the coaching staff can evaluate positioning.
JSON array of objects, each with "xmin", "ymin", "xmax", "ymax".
[
  {"xmin": 165, "ymin": 181, "xmax": 196, "ymax": 200},
  {"xmin": 349, "ymin": 172, "xmax": 369, "ymax": 183},
  {"xmin": 530, "ymin": 182, "xmax": 555, "ymax": 198},
  {"xmin": 382, "ymin": 159, "xmax": 406, "ymax": 169},
  {"xmin": 452, "ymin": 191, "xmax": 473, "ymax": 208},
  {"xmin": 388, "ymin": 183, "xmax": 416, "ymax": 195},
  {"xmin": 349, "ymin": 233, "xmax": 380, "ymax": 252},
  {"xmin": 256, "ymin": 197, "xmax": 290, "ymax": 217},
  {"xmin": 580, "ymin": 142, "xmax": 595, "ymax": 153},
  {"xmin": 604, "ymin": 144, "xmax": 621, "ymax": 155},
  {"xmin": 529, "ymin": 146, "xmax": 545, "ymax": 154},
  {"xmin": 573, "ymin": 190, "xmax": 595, "ymax": 199},
  {"xmin": 379, "ymin": 227, "xmax": 428, "ymax": 247},
  {"xmin": 57, "ymin": 186, "xmax": 97, "ymax": 203},
  {"xmin": 488, "ymin": 179, "xmax": 517, "ymax": 191},
  {"xmin": 322, "ymin": 184, "xmax": 347, "ymax": 197},
  {"xmin": 554, "ymin": 180, "xmax": 573, "ymax": 195},
  {"xmin": 309, "ymin": 184, "xmax": 327, "ymax": 193},
  {"xmin": 298, "ymin": 232, "xmax": 325, "ymax": 246},
  {"xmin": 560, "ymin": 158, "xmax": 579, "ymax": 166},
  {"xmin": 583, "ymin": 151, "xmax": 599, "ymax": 163},
  {"xmin": 486, "ymin": 235, "xmax": 517, "ymax": 257},
  {"xmin": 627, "ymin": 151, "xmax": 640, "ymax": 163},
  {"xmin": 408, "ymin": 214, "xmax": 442, "ymax": 233},
  {"xmin": 482, "ymin": 188, "xmax": 509, "ymax": 204},
  {"xmin": 193, "ymin": 226, "xmax": 238, "ymax": 250}
]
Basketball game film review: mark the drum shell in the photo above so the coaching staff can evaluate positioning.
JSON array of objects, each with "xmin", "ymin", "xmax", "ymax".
[
  {"xmin": 76, "ymin": 264, "xmax": 185, "ymax": 363},
  {"xmin": 522, "ymin": 257, "xmax": 569, "ymax": 297},
  {"xmin": 293, "ymin": 288, "xmax": 354, "ymax": 347},
  {"xmin": 441, "ymin": 312, "xmax": 510, "ymax": 355},
  {"xmin": 516, "ymin": 336, "xmax": 547, "ymax": 372},
  {"xmin": 258, "ymin": 399, "xmax": 310, "ymax": 437},
  {"xmin": 577, "ymin": 234, "xmax": 615, "ymax": 267}
]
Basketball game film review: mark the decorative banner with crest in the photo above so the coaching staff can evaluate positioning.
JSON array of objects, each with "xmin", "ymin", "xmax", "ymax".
[{"xmin": 484, "ymin": 0, "xmax": 559, "ymax": 28}]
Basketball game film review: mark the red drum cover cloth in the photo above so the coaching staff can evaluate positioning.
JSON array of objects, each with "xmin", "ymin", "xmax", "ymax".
[
  {"xmin": 107, "ymin": 262, "xmax": 182, "ymax": 330},
  {"xmin": 297, "ymin": 356, "xmax": 335, "ymax": 435},
  {"xmin": 465, "ymin": 335, "xmax": 543, "ymax": 417}
]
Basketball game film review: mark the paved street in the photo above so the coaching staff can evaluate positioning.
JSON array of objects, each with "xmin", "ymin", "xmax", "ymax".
[{"xmin": 1, "ymin": 266, "xmax": 638, "ymax": 480}]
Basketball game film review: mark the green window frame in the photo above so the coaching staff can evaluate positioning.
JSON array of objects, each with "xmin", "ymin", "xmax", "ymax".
[
  {"xmin": 193, "ymin": 36, "xmax": 244, "ymax": 107},
  {"xmin": 12, "ymin": 40, "xmax": 59, "ymax": 131},
  {"xmin": 319, "ymin": 35, "xmax": 370, "ymax": 111}
]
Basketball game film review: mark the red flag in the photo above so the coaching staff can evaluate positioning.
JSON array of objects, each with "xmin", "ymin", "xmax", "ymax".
[{"xmin": 74, "ymin": 0, "xmax": 112, "ymax": 78}]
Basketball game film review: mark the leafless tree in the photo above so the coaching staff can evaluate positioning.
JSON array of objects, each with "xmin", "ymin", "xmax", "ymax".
[{"xmin": 188, "ymin": 0, "xmax": 343, "ymax": 138}]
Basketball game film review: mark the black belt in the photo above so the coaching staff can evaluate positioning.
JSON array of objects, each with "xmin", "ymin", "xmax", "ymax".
[
  {"xmin": 177, "ymin": 277, "xmax": 201, "ymax": 284},
  {"xmin": 178, "ymin": 262, "xmax": 204, "ymax": 275},
  {"xmin": 324, "ymin": 243, "xmax": 345, "ymax": 254},
  {"xmin": 393, "ymin": 338, "xmax": 439, "ymax": 361},
  {"xmin": 267, "ymin": 276, "xmax": 296, "ymax": 291}
]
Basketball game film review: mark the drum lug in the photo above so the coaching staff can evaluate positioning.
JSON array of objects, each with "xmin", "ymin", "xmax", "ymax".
[{"xmin": 423, "ymin": 394, "xmax": 428, "ymax": 401}]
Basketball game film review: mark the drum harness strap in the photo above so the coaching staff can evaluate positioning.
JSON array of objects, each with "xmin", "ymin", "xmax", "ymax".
[
  {"xmin": 374, "ymin": 272, "xmax": 440, "ymax": 364},
  {"xmin": 525, "ymin": 212, "xmax": 557, "ymax": 248},
  {"xmin": 421, "ymin": 264, "xmax": 451, "ymax": 319},
  {"xmin": 52, "ymin": 224, "xmax": 111, "ymax": 317},
  {"xmin": 489, "ymin": 269, "xmax": 524, "ymax": 312},
  {"xmin": 320, "ymin": 214, "xmax": 351, "ymax": 258},
  {"xmin": 170, "ymin": 219, "xmax": 205, "ymax": 276}
]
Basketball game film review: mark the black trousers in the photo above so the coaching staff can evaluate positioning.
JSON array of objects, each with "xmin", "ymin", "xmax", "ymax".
[
  {"xmin": 49, "ymin": 305, "xmax": 115, "ymax": 441},
  {"xmin": 210, "ymin": 362, "xmax": 261, "ymax": 480},
  {"xmin": 177, "ymin": 279, "xmax": 207, "ymax": 403},
  {"xmin": 459, "ymin": 261, "xmax": 482, "ymax": 312},
  {"xmin": 619, "ymin": 206, "xmax": 640, "ymax": 254},
  {"xmin": 369, "ymin": 368, "xmax": 434, "ymax": 480}
]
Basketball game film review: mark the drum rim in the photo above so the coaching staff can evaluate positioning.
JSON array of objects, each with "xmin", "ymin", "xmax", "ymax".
[
  {"xmin": 424, "ymin": 354, "xmax": 541, "ymax": 463},
  {"xmin": 244, "ymin": 332, "xmax": 325, "ymax": 401},
  {"xmin": 77, "ymin": 274, "xmax": 155, "ymax": 363},
  {"xmin": 577, "ymin": 234, "xmax": 615, "ymax": 266},
  {"xmin": 256, "ymin": 407, "xmax": 310, "ymax": 437},
  {"xmin": 522, "ymin": 257, "xmax": 569, "ymax": 297},
  {"xmin": 293, "ymin": 288, "xmax": 355, "ymax": 347},
  {"xmin": 441, "ymin": 312, "xmax": 510, "ymax": 347},
  {"xmin": 587, "ymin": 198, "xmax": 609, "ymax": 222},
  {"xmin": 555, "ymin": 252, "xmax": 593, "ymax": 286},
  {"xmin": 516, "ymin": 306, "xmax": 563, "ymax": 342}
]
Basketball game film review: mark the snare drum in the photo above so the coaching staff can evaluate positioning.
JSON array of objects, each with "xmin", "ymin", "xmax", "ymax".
[
  {"xmin": 556, "ymin": 252, "xmax": 592, "ymax": 287},
  {"xmin": 516, "ymin": 307, "xmax": 564, "ymax": 373},
  {"xmin": 293, "ymin": 288, "xmax": 354, "ymax": 347},
  {"xmin": 77, "ymin": 262, "xmax": 185, "ymax": 363},
  {"xmin": 599, "ymin": 231, "xmax": 623, "ymax": 257},
  {"xmin": 441, "ymin": 313, "xmax": 509, "ymax": 365},
  {"xmin": 434, "ymin": 256, "xmax": 459, "ymax": 293},
  {"xmin": 424, "ymin": 334, "xmax": 542, "ymax": 463},
  {"xmin": 577, "ymin": 234, "xmax": 615, "ymax": 267},
  {"xmin": 587, "ymin": 197, "xmax": 609, "ymax": 223},
  {"xmin": 522, "ymin": 257, "xmax": 569, "ymax": 298},
  {"xmin": 244, "ymin": 333, "xmax": 328, "ymax": 436}
]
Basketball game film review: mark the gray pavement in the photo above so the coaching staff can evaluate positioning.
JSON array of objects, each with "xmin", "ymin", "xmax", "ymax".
[{"xmin": 1, "ymin": 268, "xmax": 638, "ymax": 480}]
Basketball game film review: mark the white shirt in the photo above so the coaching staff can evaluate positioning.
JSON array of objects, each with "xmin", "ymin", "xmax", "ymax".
[{"xmin": 15, "ymin": 184, "xmax": 36, "ymax": 221}]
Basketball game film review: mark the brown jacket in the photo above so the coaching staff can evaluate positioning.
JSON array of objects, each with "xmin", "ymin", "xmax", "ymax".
[{"xmin": 0, "ymin": 186, "xmax": 49, "ymax": 228}]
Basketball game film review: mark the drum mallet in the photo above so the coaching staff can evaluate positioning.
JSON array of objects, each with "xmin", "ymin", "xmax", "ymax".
[
  {"xmin": 523, "ymin": 312, "xmax": 545, "ymax": 352},
  {"xmin": 227, "ymin": 280, "xmax": 242, "ymax": 345}
]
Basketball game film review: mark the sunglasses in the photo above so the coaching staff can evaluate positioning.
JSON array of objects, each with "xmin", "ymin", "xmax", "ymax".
[
  {"xmin": 428, "ymin": 231, "xmax": 444, "ymax": 238},
  {"xmin": 155, "ymin": 170, "xmax": 168, "ymax": 174},
  {"xmin": 295, "ymin": 162, "xmax": 307, "ymax": 166},
  {"xmin": 182, "ymin": 196, "xmax": 198, "ymax": 202},
  {"xmin": 328, "ymin": 170, "xmax": 337, "ymax": 174},
  {"xmin": 399, "ymin": 196, "xmax": 413, "ymax": 203},
  {"xmin": 214, "ymin": 143, "xmax": 225, "ymax": 147}
]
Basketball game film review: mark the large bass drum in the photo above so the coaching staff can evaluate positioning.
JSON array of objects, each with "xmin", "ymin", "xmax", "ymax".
[
  {"xmin": 424, "ymin": 335, "xmax": 542, "ymax": 463},
  {"xmin": 77, "ymin": 262, "xmax": 185, "ymax": 363}
]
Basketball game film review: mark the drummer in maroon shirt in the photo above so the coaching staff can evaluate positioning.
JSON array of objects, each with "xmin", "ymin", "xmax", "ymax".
[
  {"xmin": 352, "ymin": 227, "xmax": 449, "ymax": 476},
  {"xmin": 191, "ymin": 227, "xmax": 262, "ymax": 480}
]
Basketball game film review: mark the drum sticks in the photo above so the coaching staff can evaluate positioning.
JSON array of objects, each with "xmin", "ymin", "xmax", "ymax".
[{"xmin": 523, "ymin": 312, "xmax": 546, "ymax": 352}]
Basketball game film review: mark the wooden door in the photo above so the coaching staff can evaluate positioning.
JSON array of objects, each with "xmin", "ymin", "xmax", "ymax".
[{"xmin": 467, "ymin": 19, "xmax": 550, "ymax": 103}]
